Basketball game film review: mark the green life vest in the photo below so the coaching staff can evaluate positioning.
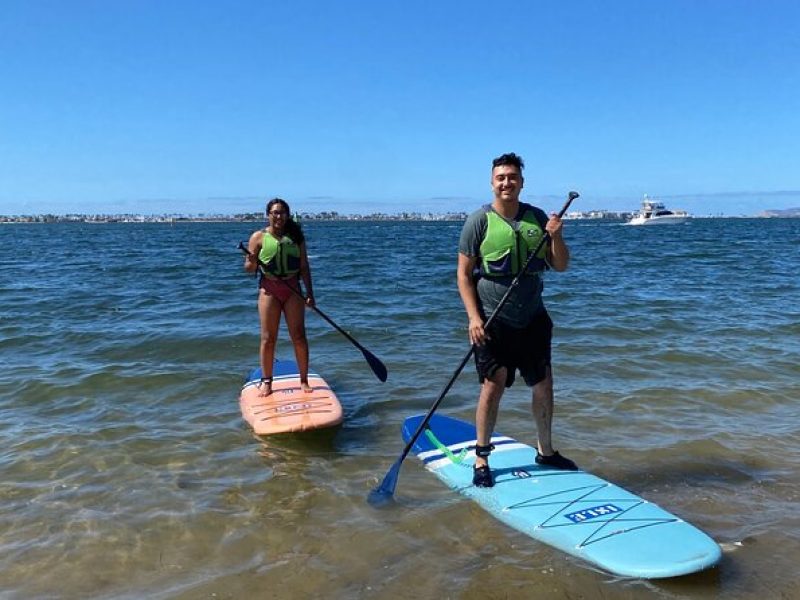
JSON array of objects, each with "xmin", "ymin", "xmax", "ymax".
[
  {"xmin": 258, "ymin": 231, "xmax": 301, "ymax": 278},
  {"xmin": 479, "ymin": 206, "xmax": 547, "ymax": 277}
]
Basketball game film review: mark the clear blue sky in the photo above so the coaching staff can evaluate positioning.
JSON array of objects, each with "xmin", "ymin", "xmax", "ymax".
[{"xmin": 1, "ymin": 1, "xmax": 798, "ymax": 216}]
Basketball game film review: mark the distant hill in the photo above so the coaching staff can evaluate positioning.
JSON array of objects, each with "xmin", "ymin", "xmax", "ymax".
[{"xmin": 759, "ymin": 207, "xmax": 800, "ymax": 217}]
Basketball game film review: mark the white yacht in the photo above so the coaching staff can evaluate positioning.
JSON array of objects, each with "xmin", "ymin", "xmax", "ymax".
[{"xmin": 627, "ymin": 196, "xmax": 691, "ymax": 225}]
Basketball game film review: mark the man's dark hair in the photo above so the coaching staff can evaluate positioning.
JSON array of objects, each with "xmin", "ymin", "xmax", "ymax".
[{"xmin": 492, "ymin": 153, "xmax": 524, "ymax": 171}]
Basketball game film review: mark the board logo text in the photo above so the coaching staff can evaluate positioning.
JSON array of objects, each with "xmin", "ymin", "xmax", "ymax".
[{"xmin": 564, "ymin": 504, "xmax": 623, "ymax": 523}]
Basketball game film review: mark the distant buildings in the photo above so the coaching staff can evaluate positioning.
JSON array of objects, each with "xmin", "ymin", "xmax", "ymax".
[
  {"xmin": 563, "ymin": 210, "xmax": 633, "ymax": 221},
  {"xmin": 758, "ymin": 207, "xmax": 800, "ymax": 218},
  {"xmin": 0, "ymin": 211, "xmax": 470, "ymax": 223},
  {"xmin": 2, "ymin": 207, "xmax": 798, "ymax": 223}
]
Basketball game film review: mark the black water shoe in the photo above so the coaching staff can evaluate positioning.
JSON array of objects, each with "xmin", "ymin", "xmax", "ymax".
[
  {"xmin": 473, "ymin": 465, "xmax": 494, "ymax": 488},
  {"xmin": 535, "ymin": 451, "xmax": 578, "ymax": 471}
]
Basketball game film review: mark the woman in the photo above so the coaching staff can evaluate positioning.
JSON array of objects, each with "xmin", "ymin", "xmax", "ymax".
[{"xmin": 244, "ymin": 198, "xmax": 315, "ymax": 397}]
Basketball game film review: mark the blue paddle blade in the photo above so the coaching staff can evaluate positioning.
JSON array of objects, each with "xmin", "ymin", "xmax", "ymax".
[{"xmin": 367, "ymin": 461, "xmax": 401, "ymax": 507}]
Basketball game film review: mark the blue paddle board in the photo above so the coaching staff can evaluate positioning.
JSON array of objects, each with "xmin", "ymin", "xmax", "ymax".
[{"xmin": 402, "ymin": 414, "xmax": 721, "ymax": 578}]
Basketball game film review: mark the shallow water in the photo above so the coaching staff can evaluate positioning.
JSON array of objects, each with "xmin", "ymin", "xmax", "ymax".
[{"xmin": 1, "ymin": 217, "xmax": 798, "ymax": 599}]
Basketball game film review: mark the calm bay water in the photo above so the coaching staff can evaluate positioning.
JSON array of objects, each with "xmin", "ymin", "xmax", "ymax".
[{"xmin": 1, "ymin": 217, "xmax": 799, "ymax": 599}]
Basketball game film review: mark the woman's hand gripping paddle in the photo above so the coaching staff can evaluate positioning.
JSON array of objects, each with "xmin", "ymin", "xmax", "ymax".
[
  {"xmin": 368, "ymin": 191, "xmax": 579, "ymax": 506},
  {"xmin": 239, "ymin": 242, "xmax": 388, "ymax": 382}
]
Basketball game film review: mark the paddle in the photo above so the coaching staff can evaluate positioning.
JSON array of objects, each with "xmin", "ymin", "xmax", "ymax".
[
  {"xmin": 368, "ymin": 191, "xmax": 579, "ymax": 506},
  {"xmin": 238, "ymin": 241, "xmax": 388, "ymax": 382}
]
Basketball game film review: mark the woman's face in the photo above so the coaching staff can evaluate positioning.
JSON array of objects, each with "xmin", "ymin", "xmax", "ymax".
[{"xmin": 267, "ymin": 202, "xmax": 289, "ymax": 229}]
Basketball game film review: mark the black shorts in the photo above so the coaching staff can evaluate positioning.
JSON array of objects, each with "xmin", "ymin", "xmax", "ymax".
[{"xmin": 474, "ymin": 310, "xmax": 553, "ymax": 387}]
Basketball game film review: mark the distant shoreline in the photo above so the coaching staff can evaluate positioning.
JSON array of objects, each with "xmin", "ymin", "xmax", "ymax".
[
  {"xmin": 0, "ymin": 213, "xmax": 468, "ymax": 224},
  {"xmin": 2, "ymin": 208, "xmax": 798, "ymax": 223}
]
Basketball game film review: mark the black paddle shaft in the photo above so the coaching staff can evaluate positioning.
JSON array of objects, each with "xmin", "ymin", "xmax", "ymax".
[{"xmin": 371, "ymin": 191, "xmax": 579, "ymax": 500}]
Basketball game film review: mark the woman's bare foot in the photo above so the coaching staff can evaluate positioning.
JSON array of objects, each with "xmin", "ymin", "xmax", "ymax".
[
  {"xmin": 300, "ymin": 380, "xmax": 313, "ymax": 394},
  {"xmin": 258, "ymin": 377, "xmax": 272, "ymax": 397}
]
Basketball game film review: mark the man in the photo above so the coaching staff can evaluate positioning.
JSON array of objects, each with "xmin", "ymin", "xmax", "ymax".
[{"xmin": 457, "ymin": 152, "xmax": 577, "ymax": 488}]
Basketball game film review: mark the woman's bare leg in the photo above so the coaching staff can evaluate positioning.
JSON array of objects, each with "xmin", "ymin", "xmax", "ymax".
[
  {"xmin": 283, "ymin": 294, "xmax": 312, "ymax": 393},
  {"xmin": 258, "ymin": 290, "xmax": 283, "ymax": 396}
]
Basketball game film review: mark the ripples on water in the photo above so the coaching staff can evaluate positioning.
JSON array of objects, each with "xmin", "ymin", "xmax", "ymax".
[{"xmin": 1, "ymin": 218, "xmax": 799, "ymax": 598}]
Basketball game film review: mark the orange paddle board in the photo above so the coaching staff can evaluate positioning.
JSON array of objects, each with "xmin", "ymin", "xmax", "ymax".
[{"xmin": 239, "ymin": 360, "xmax": 343, "ymax": 435}]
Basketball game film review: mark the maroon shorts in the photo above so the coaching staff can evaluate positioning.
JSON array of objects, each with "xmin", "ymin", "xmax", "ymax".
[{"xmin": 259, "ymin": 275, "xmax": 299, "ymax": 305}]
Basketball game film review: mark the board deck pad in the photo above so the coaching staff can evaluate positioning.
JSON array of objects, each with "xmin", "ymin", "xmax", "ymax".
[
  {"xmin": 240, "ymin": 360, "xmax": 343, "ymax": 435},
  {"xmin": 402, "ymin": 414, "xmax": 721, "ymax": 579}
]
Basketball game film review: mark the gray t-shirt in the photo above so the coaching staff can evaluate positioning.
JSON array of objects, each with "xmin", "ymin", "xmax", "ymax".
[{"xmin": 458, "ymin": 203, "xmax": 549, "ymax": 328}]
